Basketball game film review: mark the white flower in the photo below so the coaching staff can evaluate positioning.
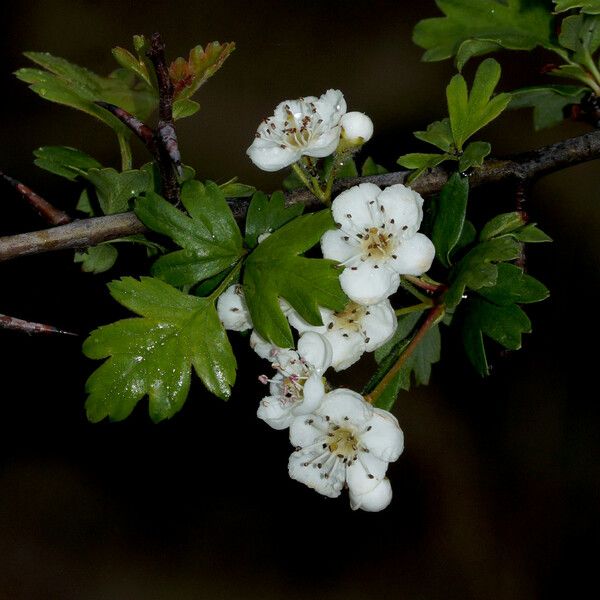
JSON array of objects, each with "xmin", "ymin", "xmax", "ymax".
[
  {"xmin": 287, "ymin": 299, "xmax": 397, "ymax": 371},
  {"xmin": 321, "ymin": 183, "xmax": 435, "ymax": 305},
  {"xmin": 216, "ymin": 284, "xmax": 252, "ymax": 331},
  {"xmin": 257, "ymin": 332, "xmax": 332, "ymax": 430},
  {"xmin": 247, "ymin": 89, "xmax": 347, "ymax": 172},
  {"xmin": 340, "ymin": 111, "xmax": 373, "ymax": 145},
  {"xmin": 288, "ymin": 388, "xmax": 404, "ymax": 511}
]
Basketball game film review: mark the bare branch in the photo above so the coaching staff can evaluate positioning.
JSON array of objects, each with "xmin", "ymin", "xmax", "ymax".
[
  {"xmin": 1, "ymin": 128, "xmax": 600, "ymax": 263},
  {"xmin": 0, "ymin": 313, "xmax": 77, "ymax": 336}
]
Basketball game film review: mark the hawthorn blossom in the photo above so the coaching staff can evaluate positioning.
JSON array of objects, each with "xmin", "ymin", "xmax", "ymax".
[
  {"xmin": 340, "ymin": 111, "xmax": 374, "ymax": 145},
  {"xmin": 288, "ymin": 388, "xmax": 404, "ymax": 511},
  {"xmin": 247, "ymin": 89, "xmax": 347, "ymax": 172},
  {"xmin": 216, "ymin": 284, "xmax": 252, "ymax": 331},
  {"xmin": 287, "ymin": 299, "xmax": 396, "ymax": 371},
  {"xmin": 257, "ymin": 332, "xmax": 332, "ymax": 430},
  {"xmin": 321, "ymin": 183, "xmax": 435, "ymax": 305}
]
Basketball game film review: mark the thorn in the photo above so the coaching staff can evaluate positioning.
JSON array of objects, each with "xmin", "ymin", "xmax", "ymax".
[
  {"xmin": 95, "ymin": 102, "xmax": 156, "ymax": 152},
  {"xmin": 0, "ymin": 314, "xmax": 77, "ymax": 336}
]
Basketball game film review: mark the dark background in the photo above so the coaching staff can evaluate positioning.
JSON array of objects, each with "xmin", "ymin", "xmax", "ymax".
[{"xmin": 0, "ymin": 1, "xmax": 599, "ymax": 598}]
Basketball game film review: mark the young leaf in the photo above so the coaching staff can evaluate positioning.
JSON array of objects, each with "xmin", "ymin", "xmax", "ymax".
[
  {"xmin": 243, "ymin": 210, "xmax": 347, "ymax": 348},
  {"xmin": 462, "ymin": 297, "xmax": 532, "ymax": 376},
  {"xmin": 480, "ymin": 211, "xmax": 526, "ymax": 240},
  {"xmin": 554, "ymin": 1, "xmax": 600, "ymax": 14},
  {"xmin": 432, "ymin": 173, "xmax": 469, "ymax": 268},
  {"xmin": 513, "ymin": 223, "xmax": 553, "ymax": 242},
  {"xmin": 74, "ymin": 244, "xmax": 119, "ymax": 274},
  {"xmin": 477, "ymin": 263, "xmax": 549, "ymax": 305},
  {"xmin": 414, "ymin": 118, "xmax": 454, "ymax": 152},
  {"xmin": 414, "ymin": 0, "xmax": 558, "ymax": 65},
  {"xmin": 447, "ymin": 58, "xmax": 511, "ymax": 150},
  {"xmin": 33, "ymin": 146, "xmax": 102, "ymax": 180},
  {"xmin": 559, "ymin": 13, "xmax": 600, "ymax": 63},
  {"xmin": 444, "ymin": 236, "xmax": 522, "ymax": 309},
  {"xmin": 244, "ymin": 191, "xmax": 304, "ymax": 249},
  {"xmin": 83, "ymin": 277, "xmax": 236, "ymax": 423},
  {"xmin": 458, "ymin": 141, "xmax": 491, "ymax": 171},
  {"xmin": 361, "ymin": 157, "xmax": 388, "ymax": 176},
  {"xmin": 397, "ymin": 152, "xmax": 453, "ymax": 170},
  {"xmin": 135, "ymin": 181, "xmax": 245, "ymax": 287},
  {"xmin": 83, "ymin": 168, "xmax": 151, "ymax": 215},
  {"xmin": 219, "ymin": 180, "xmax": 256, "ymax": 198},
  {"xmin": 510, "ymin": 85, "xmax": 588, "ymax": 129},
  {"xmin": 173, "ymin": 98, "xmax": 201, "ymax": 120}
]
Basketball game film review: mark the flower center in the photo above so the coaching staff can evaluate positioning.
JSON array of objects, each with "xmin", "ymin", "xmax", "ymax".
[
  {"xmin": 361, "ymin": 226, "xmax": 395, "ymax": 260},
  {"xmin": 330, "ymin": 301, "xmax": 367, "ymax": 333},
  {"xmin": 281, "ymin": 374, "xmax": 304, "ymax": 406},
  {"xmin": 327, "ymin": 425, "xmax": 358, "ymax": 458}
]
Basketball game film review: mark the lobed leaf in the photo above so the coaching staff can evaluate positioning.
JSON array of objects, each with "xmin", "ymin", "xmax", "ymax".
[
  {"xmin": 33, "ymin": 146, "xmax": 101, "ymax": 180},
  {"xmin": 554, "ymin": 1, "xmax": 600, "ymax": 14},
  {"xmin": 74, "ymin": 244, "xmax": 119, "ymax": 274}
]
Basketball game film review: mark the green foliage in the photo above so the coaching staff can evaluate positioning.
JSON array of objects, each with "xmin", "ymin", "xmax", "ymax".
[
  {"xmin": 83, "ymin": 168, "xmax": 151, "ymax": 215},
  {"xmin": 510, "ymin": 85, "xmax": 588, "ymax": 129},
  {"xmin": 554, "ymin": 0, "xmax": 600, "ymax": 14},
  {"xmin": 243, "ymin": 210, "xmax": 347, "ymax": 348},
  {"xmin": 477, "ymin": 263, "xmax": 550, "ymax": 305},
  {"xmin": 364, "ymin": 311, "xmax": 441, "ymax": 411},
  {"xmin": 244, "ymin": 191, "xmax": 304, "ymax": 248},
  {"xmin": 432, "ymin": 173, "xmax": 469, "ymax": 268},
  {"xmin": 218, "ymin": 179, "xmax": 256, "ymax": 198},
  {"xmin": 479, "ymin": 211, "xmax": 552, "ymax": 242},
  {"xmin": 16, "ymin": 51, "xmax": 156, "ymax": 136},
  {"xmin": 136, "ymin": 181, "xmax": 244, "ymax": 287},
  {"xmin": 83, "ymin": 277, "xmax": 236, "ymax": 422},
  {"xmin": 458, "ymin": 141, "xmax": 491, "ymax": 171},
  {"xmin": 74, "ymin": 244, "xmax": 119, "ymax": 274},
  {"xmin": 361, "ymin": 157, "xmax": 388, "ymax": 176},
  {"xmin": 413, "ymin": 0, "xmax": 558, "ymax": 67},
  {"xmin": 559, "ymin": 13, "xmax": 600, "ymax": 62},
  {"xmin": 33, "ymin": 146, "xmax": 101, "ymax": 180},
  {"xmin": 111, "ymin": 35, "xmax": 154, "ymax": 88}
]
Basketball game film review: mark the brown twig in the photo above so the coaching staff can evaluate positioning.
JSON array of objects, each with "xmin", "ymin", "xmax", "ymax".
[
  {"xmin": 95, "ymin": 102, "xmax": 156, "ymax": 153},
  {"xmin": 1, "ymin": 128, "xmax": 600, "ymax": 262},
  {"xmin": 0, "ymin": 313, "xmax": 77, "ymax": 336},
  {"xmin": 1, "ymin": 170, "xmax": 71, "ymax": 226}
]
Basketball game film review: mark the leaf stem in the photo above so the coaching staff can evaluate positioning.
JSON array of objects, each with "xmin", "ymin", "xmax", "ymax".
[
  {"xmin": 394, "ymin": 301, "xmax": 432, "ymax": 317},
  {"xmin": 209, "ymin": 260, "xmax": 243, "ymax": 302},
  {"xmin": 404, "ymin": 274, "xmax": 444, "ymax": 293},
  {"xmin": 117, "ymin": 133, "xmax": 133, "ymax": 171},
  {"xmin": 400, "ymin": 278, "xmax": 433, "ymax": 303},
  {"xmin": 365, "ymin": 303, "xmax": 445, "ymax": 405}
]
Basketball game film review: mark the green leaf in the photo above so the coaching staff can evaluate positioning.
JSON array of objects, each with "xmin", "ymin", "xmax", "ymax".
[
  {"xmin": 559, "ymin": 13, "xmax": 600, "ymax": 62},
  {"xmin": 173, "ymin": 98, "xmax": 200, "ymax": 120},
  {"xmin": 170, "ymin": 42, "xmax": 235, "ymax": 102},
  {"xmin": 462, "ymin": 297, "xmax": 532, "ymax": 376},
  {"xmin": 455, "ymin": 219, "xmax": 477, "ymax": 252},
  {"xmin": 16, "ymin": 51, "xmax": 157, "ymax": 135},
  {"xmin": 447, "ymin": 58, "xmax": 511, "ymax": 150},
  {"xmin": 477, "ymin": 263, "xmax": 549, "ymax": 304},
  {"xmin": 414, "ymin": 118, "xmax": 454, "ymax": 152},
  {"xmin": 554, "ymin": 1, "xmax": 600, "ymax": 14},
  {"xmin": 243, "ymin": 210, "xmax": 347, "ymax": 348},
  {"xmin": 33, "ymin": 146, "xmax": 101, "ymax": 180},
  {"xmin": 361, "ymin": 157, "xmax": 389, "ymax": 176},
  {"xmin": 374, "ymin": 312, "xmax": 423, "ymax": 364},
  {"xmin": 74, "ymin": 244, "xmax": 119, "ymax": 274},
  {"xmin": 397, "ymin": 152, "xmax": 453, "ymax": 170},
  {"xmin": 459, "ymin": 141, "xmax": 491, "ymax": 171},
  {"xmin": 76, "ymin": 189, "xmax": 94, "ymax": 216},
  {"xmin": 337, "ymin": 158, "xmax": 359, "ymax": 179},
  {"xmin": 444, "ymin": 236, "xmax": 522, "ymax": 309},
  {"xmin": 480, "ymin": 211, "xmax": 526, "ymax": 240},
  {"xmin": 414, "ymin": 0, "xmax": 558, "ymax": 65},
  {"xmin": 219, "ymin": 180, "xmax": 256, "ymax": 198},
  {"xmin": 83, "ymin": 168, "xmax": 151, "ymax": 215},
  {"xmin": 510, "ymin": 85, "xmax": 587, "ymax": 129},
  {"xmin": 513, "ymin": 223, "xmax": 553, "ymax": 242},
  {"xmin": 456, "ymin": 39, "xmax": 503, "ymax": 71},
  {"xmin": 83, "ymin": 277, "xmax": 236, "ymax": 422},
  {"xmin": 432, "ymin": 173, "xmax": 469, "ymax": 268},
  {"xmin": 111, "ymin": 42, "xmax": 152, "ymax": 88},
  {"xmin": 244, "ymin": 191, "xmax": 304, "ymax": 249},
  {"xmin": 136, "ymin": 181, "xmax": 244, "ymax": 287}
]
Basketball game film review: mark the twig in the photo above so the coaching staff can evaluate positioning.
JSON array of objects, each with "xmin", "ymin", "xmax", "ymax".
[
  {"xmin": 0, "ymin": 313, "xmax": 77, "ymax": 336},
  {"xmin": 1, "ymin": 128, "xmax": 600, "ymax": 262},
  {"xmin": 1, "ymin": 170, "xmax": 71, "ymax": 226},
  {"xmin": 96, "ymin": 102, "xmax": 156, "ymax": 153}
]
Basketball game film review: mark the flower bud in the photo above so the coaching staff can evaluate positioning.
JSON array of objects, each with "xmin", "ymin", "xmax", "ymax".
[{"xmin": 340, "ymin": 111, "xmax": 374, "ymax": 145}]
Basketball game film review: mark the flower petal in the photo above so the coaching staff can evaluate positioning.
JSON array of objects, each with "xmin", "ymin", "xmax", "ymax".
[
  {"xmin": 325, "ymin": 328, "xmax": 366, "ymax": 371},
  {"xmin": 376, "ymin": 184, "xmax": 424, "ymax": 237},
  {"xmin": 288, "ymin": 451, "xmax": 341, "ymax": 498},
  {"xmin": 314, "ymin": 89, "xmax": 347, "ymax": 123},
  {"xmin": 257, "ymin": 396, "xmax": 294, "ymax": 430},
  {"xmin": 320, "ymin": 230, "xmax": 361, "ymax": 264},
  {"xmin": 389, "ymin": 232, "xmax": 436, "ymax": 276},
  {"xmin": 247, "ymin": 138, "xmax": 300, "ymax": 172},
  {"xmin": 346, "ymin": 450, "xmax": 388, "ymax": 494},
  {"xmin": 216, "ymin": 284, "xmax": 253, "ymax": 331},
  {"xmin": 297, "ymin": 332, "xmax": 332, "ymax": 374},
  {"xmin": 331, "ymin": 183, "xmax": 382, "ymax": 231},
  {"xmin": 289, "ymin": 415, "xmax": 324, "ymax": 448},
  {"xmin": 361, "ymin": 299, "xmax": 397, "ymax": 351},
  {"xmin": 317, "ymin": 389, "xmax": 373, "ymax": 426},
  {"xmin": 287, "ymin": 307, "xmax": 330, "ymax": 335},
  {"xmin": 361, "ymin": 408, "xmax": 404, "ymax": 462},
  {"xmin": 250, "ymin": 330, "xmax": 286, "ymax": 360},
  {"xmin": 349, "ymin": 478, "xmax": 393, "ymax": 512},
  {"xmin": 294, "ymin": 373, "xmax": 326, "ymax": 415},
  {"xmin": 305, "ymin": 126, "xmax": 342, "ymax": 158},
  {"xmin": 339, "ymin": 262, "xmax": 399, "ymax": 305}
]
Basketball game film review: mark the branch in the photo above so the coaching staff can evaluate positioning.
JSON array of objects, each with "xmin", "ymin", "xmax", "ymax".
[
  {"xmin": 0, "ymin": 313, "xmax": 76, "ymax": 336},
  {"xmin": 1, "ymin": 128, "xmax": 600, "ymax": 262}
]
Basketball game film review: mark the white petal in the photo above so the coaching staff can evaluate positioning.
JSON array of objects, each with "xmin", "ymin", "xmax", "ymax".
[
  {"xmin": 346, "ymin": 450, "xmax": 388, "ymax": 495},
  {"xmin": 250, "ymin": 330, "xmax": 285, "ymax": 360},
  {"xmin": 289, "ymin": 415, "xmax": 323, "ymax": 448},
  {"xmin": 325, "ymin": 328, "xmax": 366, "ymax": 371},
  {"xmin": 287, "ymin": 307, "xmax": 330, "ymax": 335},
  {"xmin": 389, "ymin": 233, "xmax": 436, "ymax": 276},
  {"xmin": 314, "ymin": 89, "xmax": 347, "ymax": 124},
  {"xmin": 288, "ymin": 451, "xmax": 341, "ymax": 498},
  {"xmin": 317, "ymin": 389, "xmax": 372, "ymax": 426},
  {"xmin": 268, "ymin": 372, "xmax": 285, "ymax": 397},
  {"xmin": 294, "ymin": 373, "xmax": 326, "ymax": 415},
  {"xmin": 376, "ymin": 184, "xmax": 424, "ymax": 237},
  {"xmin": 216, "ymin": 285, "xmax": 253, "ymax": 331},
  {"xmin": 331, "ymin": 183, "xmax": 382, "ymax": 231},
  {"xmin": 361, "ymin": 300, "xmax": 397, "ymax": 351},
  {"xmin": 341, "ymin": 111, "xmax": 374, "ymax": 143},
  {"xmin": 361, "ymin": 408, "xmax": 404, "ymax": 462},
  {"xmin": 320, "ymin": 230, "xmax": 361, "ymax": 263},
  {"xmin": 257, "ymin": 396, "xmax": 293, "ymax": 430},
  {"xmin": 339, "ymin": 262, "xmax": 399, "ymax": 305},
  {"xmin": 305, "ymin": 126, "xmax": 342, "ymax": 158},
  {"xmin": 297, "ymin": 332, "xmax": 332, "ymax": 374},
  {"xmin": 350, "ymin": 478, "xmax": 393, "ymax": 512},
  {"xmin": 247, "ymin": 138, "xmax": 300, "ymax": 172}
]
